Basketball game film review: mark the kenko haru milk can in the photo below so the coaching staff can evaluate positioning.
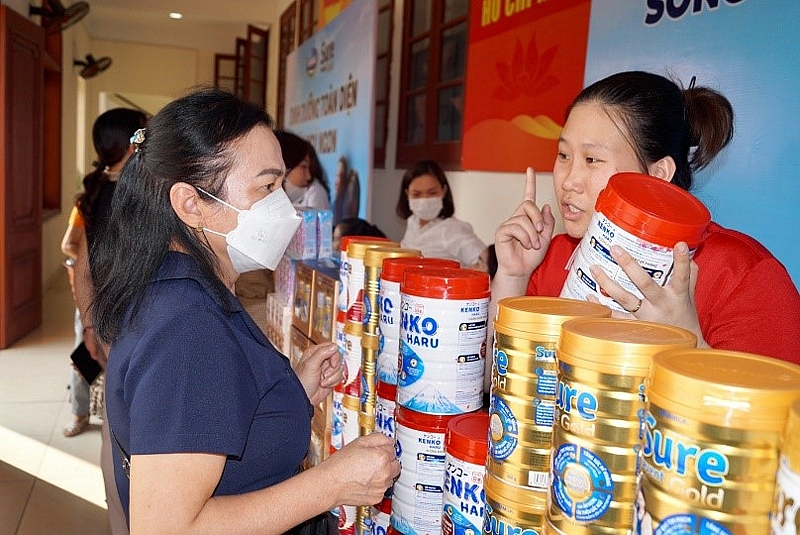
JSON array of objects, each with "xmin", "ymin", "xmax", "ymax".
[
  {"xmin": 397, "ymin": 268, "xmax": 490, "ymax": 415},
  {"xmin": 560, "ymin": 172, "xmax": 710, "ymax": 313}
]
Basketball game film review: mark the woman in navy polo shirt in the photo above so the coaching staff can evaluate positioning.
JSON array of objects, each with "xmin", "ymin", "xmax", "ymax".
[{"xmin": 89, "ymin": 88, "xmax": 399, "ymax": 533}]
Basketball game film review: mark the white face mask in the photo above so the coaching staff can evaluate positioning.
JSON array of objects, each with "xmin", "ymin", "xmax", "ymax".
[
  {"xmin": 198, "ymin": 187, "xmax": 301, "ymax": 273},
  {"xmin": 283, "ymin": 179, "xmax": 308, "ymax": 204},
  {"xmin": 409, "ymin": 196, "xmax": 443, "ymax": 221}
]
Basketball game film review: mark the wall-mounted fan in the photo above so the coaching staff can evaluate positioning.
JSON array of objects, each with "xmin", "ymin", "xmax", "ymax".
[
  {"xmin": 29, "ymin": 0, "xmax": 90, "ymax": 34},
  {"xmin": 74, "ymin": 54, "xmax": 112, "ymax": 79}
]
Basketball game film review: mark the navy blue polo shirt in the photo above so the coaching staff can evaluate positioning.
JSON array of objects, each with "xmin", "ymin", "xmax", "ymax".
[{"xmin": 106, "ymin": 251, "xmax": 312, "ymax": 522}]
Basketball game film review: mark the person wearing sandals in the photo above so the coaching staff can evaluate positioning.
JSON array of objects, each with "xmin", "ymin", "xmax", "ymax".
[{"xmin": 62, "ymin": 108, "xmax": 148, "ymax": 438}]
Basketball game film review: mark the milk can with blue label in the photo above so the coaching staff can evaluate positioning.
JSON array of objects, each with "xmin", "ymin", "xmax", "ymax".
[
  {"xmin": 391, "ymin": 406, "xmax": 459, "ymax": 535},
  {"xmin": 339, "ymin": 236, "xmax": 391, "ymax": 315},
  {"xmin": 442, "ymin": 411, "xmax": 489, "ymax": 535},
  {"xmin": 489, "ymin": 297, "xmax": 610, "ymax": 492},
  {"xmin": 560, "ymin": 173, "xmax": 710, "ymax": 313},
  {"xmin": 378, "ymin": 257, "xmax": 459, "ymax": 386},
  {"xmin": 548, "ymin": 318, "xmax": 696, "ymax": 534},
  {"xmin": 642, "ymin": 349, "xmax": 800, "ymax": 535},
  {"xmin": 397, "ymin": 268, "xmax": 489, "ymax": 415},
  {"xmin": 773, "ymin": 398, "xmax": 800, "ymax": 535}
]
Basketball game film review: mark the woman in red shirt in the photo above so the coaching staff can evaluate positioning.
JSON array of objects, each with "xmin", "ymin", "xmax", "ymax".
[{"xmin": 488, "ymin": 71, "xmax": 800, "ymax": 387}]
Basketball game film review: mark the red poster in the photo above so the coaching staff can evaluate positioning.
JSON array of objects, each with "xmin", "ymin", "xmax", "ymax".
[{"xmin": 462, "ymin": 0, "xmax": 591, "ymax": 172}]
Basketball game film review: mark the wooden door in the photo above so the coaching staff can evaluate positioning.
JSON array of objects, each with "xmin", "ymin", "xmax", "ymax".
[
  {"xmin": 242, "ymin": 25, "xmax": 268, "ymax": 108},
  {"xmin": 277, "ymin": 2, "xmax": 297, "ymax": 128},
  {"xmin": 214, "ymin": 53, "xmax": 238, "ymax": 93},
  {"xmin": 0, "ymin": 6, "xmax": 44, "ymax": 348}
]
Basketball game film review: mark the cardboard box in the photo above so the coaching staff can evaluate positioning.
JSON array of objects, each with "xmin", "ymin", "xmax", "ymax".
[
  {"xmin": 316, "ymin": 209, "xmax": 334, "ymax": 259},
  {"xmin": 289, "ymin": 325, "xmax": 311, "ymax": 369},
  {"xmin": 274, "ymin": 254, "xmax": 298, "ymax": 304},
  {"xmin": 266, "ymin": 293, "xmax": 291, "ymax": 356},
  {"xmin": 307, "ymin": 392, "xmax": 332, "ymax": 467},
  {"xmin": 286, "ymin": 208, "xmax": 319, "ymax": 260},
  {"xmin": 305, "ymin": 259, "xmax": 341, "ymax": 344},
  {"xmin": 292, "ymin": 261, "xmax": 316, "ymax": 338}
]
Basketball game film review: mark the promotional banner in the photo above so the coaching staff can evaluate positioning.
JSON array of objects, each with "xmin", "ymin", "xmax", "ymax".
[
  {"xmin": 462, "ymin": 0, "xmax": 591, "ymax": 172},
  {"xmin": 584, "ymin": 0, "xmax": 800, "ymax": 287},
  {"xmin": 284, "ymin": 0, "xmax": 377, "ymax": 224},
  {"xmin": 462, "ymin": 0, "xmax": 800, "ymax": 283}
]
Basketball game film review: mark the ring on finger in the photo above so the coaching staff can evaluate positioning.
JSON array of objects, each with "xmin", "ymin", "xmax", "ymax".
[{"xmin": 628, "ymin": 298, "xmax": 643, "ymax": 314}]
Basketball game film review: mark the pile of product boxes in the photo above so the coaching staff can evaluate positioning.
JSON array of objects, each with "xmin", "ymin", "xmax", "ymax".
[{"xmin": 265, "ymin": 207, "xmax": 339, "ymax": 466}]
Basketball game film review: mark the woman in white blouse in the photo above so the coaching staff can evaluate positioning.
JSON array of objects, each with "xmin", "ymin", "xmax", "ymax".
[{"xmin": 397, "ymin": 159, "xmax": 487, "ymax": 269}]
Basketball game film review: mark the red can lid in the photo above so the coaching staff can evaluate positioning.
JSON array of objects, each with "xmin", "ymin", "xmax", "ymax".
[
  {"xmin": 595, "ymin": 172, "xmax": 710, "ymax": 248},
  {"xmin": 374, "ymin": 494, "xmax": 392, "ymax": 514},
  {"xmin": 377, "ymin": 380, "xmax": 397, "ymax": 402},
  {"xmin": 395, "ymin": 405, "xmax": 458, "ymax": 432},
  {"xmin": 401, "ymin": 268, "xmax": 490, "ymax": 299},
  {"xmin": 336, "ymin": 309, "xmax": 346, "ymax": 323},
  {"xmin": 381, "ymin": 257, "xmax": 460, "ymax": 283},
  {"xmin": 446, "ymin": 412, "xmax": 489, "ymax": 464},
  {"xmin": 340, "ymin": 235, "xmax": 390, "ymax": 253}
]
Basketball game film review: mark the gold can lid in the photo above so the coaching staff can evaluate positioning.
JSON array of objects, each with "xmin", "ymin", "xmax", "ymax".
[
  {"xmin": 495, "ymin": 297, "xmax": 611, "ymax": 340},
  {"xmin": 786, "ymin": 398, "xmax": 800, "ymax": 472},
  {"xmin": 364, "ymin": 247, "xmax": 420, "ymax": 268},
  {"xmin": 558, "ymin": 318, "xmax": 696, "ymax": 372},
  {"xmin": 344, "ymin": 320, "xmax": 363, "ymax": 336},
  {"xmin": 650, "ymin": 349, "xmax": 800, "ymax": 432},
  {"xmin": 341, "ymin": 393, "xmax": 360, "ymax": 410},
  {"xmin": 347, "ymin": 240, "xmax": 399, "ymax": 260}
]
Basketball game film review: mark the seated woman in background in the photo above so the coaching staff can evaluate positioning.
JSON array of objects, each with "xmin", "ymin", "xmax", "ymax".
[
  {"xmin": 397, "ymin": 159, "xmax": 487, "ymax": 269},
  {"xmin": 332, "ymin": 217, "xmax": 387, "ymax": 254},
  {"xmin": 275, "ymin": 129, "xmax": 331, "ymax": 210}
]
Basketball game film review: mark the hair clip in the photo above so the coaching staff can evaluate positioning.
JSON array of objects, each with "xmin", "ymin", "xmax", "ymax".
[
  {"xmin": 130, "ymin": 128, "xmax": 146, "ymax": 150},
  {"xmin": 688, "ymin": 75, "xmax": 697, "ymax": 91}
]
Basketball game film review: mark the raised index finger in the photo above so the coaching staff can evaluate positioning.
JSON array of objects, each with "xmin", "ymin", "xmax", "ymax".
[{"xmin": 524, "ymin": 167, "xmax": 537, "ymax": 202}]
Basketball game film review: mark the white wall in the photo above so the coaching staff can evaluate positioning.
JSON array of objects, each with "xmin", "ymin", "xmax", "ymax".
[{"xmin": 43, "ymin": 31, "xmax": 212, "ymax": 289}]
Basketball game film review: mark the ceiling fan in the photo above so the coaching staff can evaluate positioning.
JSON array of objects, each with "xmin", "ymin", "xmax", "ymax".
[
  {"xmin": 74, "ymin": 54, "xmax": 112, "ymax": 79},
  {"xmin": 29, "ymin": 0, "xmax": 90, "ymax": 34}
]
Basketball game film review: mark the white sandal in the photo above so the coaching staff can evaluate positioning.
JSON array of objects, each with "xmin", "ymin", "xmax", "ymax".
[{"xmin": 63, "ymin": 417, "xmax": 89, "ymax": 437}]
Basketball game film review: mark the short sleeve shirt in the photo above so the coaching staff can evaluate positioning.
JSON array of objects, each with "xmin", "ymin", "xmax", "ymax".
[{"xmin": 106, "ymin": 252, "xmax": 313, "ymax": 521}]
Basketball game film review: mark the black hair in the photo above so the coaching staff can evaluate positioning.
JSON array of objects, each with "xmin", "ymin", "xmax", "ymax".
[
  {"xmin": 274, "ymin": 129, "xmax": 330, "ymax": 198},
  {"xmin": 335, "ymin": 217, "xmax": 386, "ymax": 239},
  {"xmin": 485, "ymin": 244, "xmax": 498, "ymax": 280},
  {"xmin": 90, "ymin": 87, "xmax": 274, "ymax": 344},
  {"xmin": 571, "ymin": 71, "xmax": 734, "ymax": 190},
  {"xmin": 395, "ymin": 159, "xmax": 455, "ymax": 220},
  {"xmin": 76, "ymin": 108, "xmax": 148, "ymax": 226}
]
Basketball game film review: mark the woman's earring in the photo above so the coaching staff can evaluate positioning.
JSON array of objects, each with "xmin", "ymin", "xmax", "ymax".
[{"xmin": 195, "ymin": 222, "xmax": 204, "ymax": 232}]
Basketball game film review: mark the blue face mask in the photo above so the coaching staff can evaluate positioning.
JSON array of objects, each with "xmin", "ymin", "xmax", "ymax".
[{"xmin": 198, "ymin": 187, "xmax": 301, "ymax": 273}]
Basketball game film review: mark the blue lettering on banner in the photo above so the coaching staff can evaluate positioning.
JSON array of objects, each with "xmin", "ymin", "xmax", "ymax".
[
  {"xmin": 644, "ymin": 0, "xmax": 746, "ymax": 25},
  {"xmin": 380, "ymin": 295, "xmax": 394, "ymax": 315},
  {"xmin": 597, "ymin": 218, "xmax": 615, "ymax": 240}
]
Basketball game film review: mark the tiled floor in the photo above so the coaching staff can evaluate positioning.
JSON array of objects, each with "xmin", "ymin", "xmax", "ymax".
[{"xmin": 0, "ymin": 273, "xmax": 111, "ymax": 535}]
